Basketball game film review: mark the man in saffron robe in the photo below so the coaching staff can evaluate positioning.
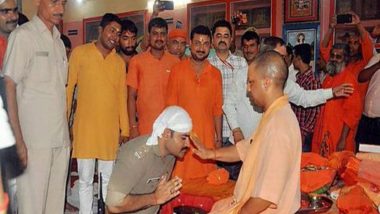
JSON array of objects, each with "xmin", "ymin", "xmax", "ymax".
[
  {"xmin": 193, "ymin": 51, "xmax": 302, "ymax": 214},
  {"xmin": 312, "ymin": 43, "xmax": 362, "ymax": 156},
  {"xmin": 320, "ymin": 13, "xmax": 373, "ymax": 105},
  {"xmin": 166, "ymin": 25, "xmax": 223, "ymax": 181}
]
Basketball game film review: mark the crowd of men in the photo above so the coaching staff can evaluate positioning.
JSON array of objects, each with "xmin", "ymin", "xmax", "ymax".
[{"xmin": 0, "ymin": 0, "xmax": 379, "ymax": 213}]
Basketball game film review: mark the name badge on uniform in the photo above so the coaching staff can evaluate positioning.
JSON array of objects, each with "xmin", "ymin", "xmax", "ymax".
[
  {"xmin": 36, "ymin": 51, "xmax": 49, "ymax": 57},
  {"xmin": 146, "ymin": 176, "xmax": 161, "ymax": 184}
]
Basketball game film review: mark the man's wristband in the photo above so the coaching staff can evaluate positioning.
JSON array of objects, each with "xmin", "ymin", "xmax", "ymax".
[{"xmin": 130, "ymin": 124, "xmax": 138, "ymax": 129}]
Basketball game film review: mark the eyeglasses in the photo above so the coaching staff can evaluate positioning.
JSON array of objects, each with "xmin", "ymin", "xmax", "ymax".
[
  {"xmin": 0, "ymin": 7, "xmax": 18, "ymax": 15},
  {"xmin": 330, "ymin": 53, "xmax": 343, "ymax": 60}
]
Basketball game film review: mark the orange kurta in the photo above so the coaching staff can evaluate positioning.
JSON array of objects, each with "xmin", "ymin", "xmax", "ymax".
[
  {"xmin": 127, "ymin": 51, "xmax": 179, "ymax": 135},
  {"xmin": 166, "ymin": 59, "xmax": 223, "ymax": 181},
  {"xmin": 67, "ymin": 43, "xmax": 129, "ymax": 160},
  {"xmin": 312, "ymin": 69, "xmax": 362, "ymax": 156}
]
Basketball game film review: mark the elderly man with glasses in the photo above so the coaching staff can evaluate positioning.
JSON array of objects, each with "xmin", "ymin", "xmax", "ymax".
[{"xmin": 312, "ymin": 42, "xmax": 362, "ymax": 156}]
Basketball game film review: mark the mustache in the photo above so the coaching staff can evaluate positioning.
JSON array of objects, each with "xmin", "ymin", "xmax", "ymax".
[
  {"xmin": 196, "ymin": 51, "xmax": 206, "ymax": 54},
  {"xmin": 53, "ymin": 14, "xmax": 63, "ymax": 18},
  {"xmin": 121, "ymin": 47, "xmax": 136, "ymax": 56},
  {"xmin": 6, "ymin": 20, "xmax": 18, "ymax": 25},
  {"xmin": 326, "ymin": 61, "xmax": 344, "ymax": 76},
  {"xmin": 218, "ymin": 41, "xmax": 227, "ymax": 46}
]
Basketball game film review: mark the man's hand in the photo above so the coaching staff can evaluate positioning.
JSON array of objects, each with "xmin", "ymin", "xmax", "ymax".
[
  {"xmin": 119, "ymin": 136, "xmax": 129, "ymax": 144},
  {"xmin": 190, "ymin": 133, "xmax": 214, "ymax": 160},
  {"xmin": 154, "ymin": 175, "xmax": 182, "ymax": 205},
  {"xmin": 232, "ymin": 128, "xmax": 244, "ymax": 143},
  {"xmin": 332, "ymin": 83, "xmax": 354, "ymax": 97},
  {"xmin": 349, "ymin": 12, "xmax": 360, "ymax": 25},
  {"xmin": 152, "ymin": 0, "xmax": 164, "ymax": 17},
  {"xmin": 16, "ymin": 140, "xmax": 28, "ymax": 168},
  {"xmin": 129, "ymin": 127, "xmax": 139, "ymax": 140}
]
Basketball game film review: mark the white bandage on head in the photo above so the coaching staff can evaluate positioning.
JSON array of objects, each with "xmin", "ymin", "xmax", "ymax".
[{"xmin": 146, "ymin": 106, "xmax": 192, "ymax": 146}]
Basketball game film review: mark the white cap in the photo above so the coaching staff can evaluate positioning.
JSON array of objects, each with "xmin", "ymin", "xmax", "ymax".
[{"xmin": 146, "ymin": 106, "xmax": 192, "ymax": 145}]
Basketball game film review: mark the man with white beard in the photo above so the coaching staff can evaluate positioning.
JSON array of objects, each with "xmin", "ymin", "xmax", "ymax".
[
  {"xmin": 312, "ymin": 43, "xmax": 362, "ymax": 155},
  {"xmin": 325, "ymin": 44, "xmax": 348, "ymax": 76}
]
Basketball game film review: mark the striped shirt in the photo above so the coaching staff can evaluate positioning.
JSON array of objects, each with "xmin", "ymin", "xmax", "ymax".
[
  {"xmin": 291, "ymin": 68, "xmax": 321, "ymax": 139},
  {"xmin": 209, "ymin": 53, "xmax": 248, "ymax": 138}
]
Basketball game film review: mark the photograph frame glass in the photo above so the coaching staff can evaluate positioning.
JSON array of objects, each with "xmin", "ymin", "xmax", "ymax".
[
  {"xmin": 284, "ymin": 0, "xmax": 319, "ymax": 23},
  {"xmin": 187, "ymin": 1, "xmax": 227, "ymax": 34},
  {"xmin": 283, "ymin": 23, "xmax": 320, "ymax": 72},
  {"xmin": 230, "ymin": 0, "xmax": 271, "ymax": 30}
]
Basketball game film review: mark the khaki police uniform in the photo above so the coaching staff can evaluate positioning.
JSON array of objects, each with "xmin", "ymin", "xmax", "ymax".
[
  {"xmin": 2, "ymin": 16, "xmax": 70, "ymax": 214},
  {"xmin": 106, "ymin": 135, "xmax": 175, "ymax": 214}
]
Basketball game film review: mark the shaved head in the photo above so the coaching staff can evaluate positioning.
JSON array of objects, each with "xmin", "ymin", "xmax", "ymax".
[
  {"xmin": 247, "ymin": 51, "xmax": 288, "ymax": 109},
  {"xmin": 251, "ymin": 50, "xmax": 288, "ymax": 89}
]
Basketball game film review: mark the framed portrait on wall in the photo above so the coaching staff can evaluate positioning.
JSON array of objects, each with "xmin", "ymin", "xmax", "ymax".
[
  {"xmin": 361, "ymin": 0, "xmax": 380, "ymax": 20},
  {"xmin": 187, "ymin": 1, "xmax": 227, "ymax": 33},
  {"xmin": 284, "ymin": 0, "xmax": 319, "ymax": 23},
  {"xmin": 283, "ymin": 23, "xmax": 320, "ymax": 71},
  {"xmin": 230, "ymin": 0, "xmax": 271, "ymax": 30},
  {"xmin": 334, "ymin": 0, "xmax": 380, "ymax": 20},
  {"xmin": 83, "ymin": 17, "xmax": 100, "ymax": 44},
  {"xmin": 83, "ymin": 10, "xmax": 146, "ymax": 44}
]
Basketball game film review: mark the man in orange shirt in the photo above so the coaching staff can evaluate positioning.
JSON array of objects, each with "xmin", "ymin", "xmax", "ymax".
[
  {"xmin": 312, "ymin": 43, "xmax": 362, "ymax": 156},
  {"xmin": 166, "ymin": 25, "xmax": 223, "ymax": 181},
  {"xmin": 127, "ymin": 17, "xmax": 180, "ymax": 139},
  {"xmin": 321, "ymin": 13, "xmax": 373, "ymax": 103}
]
